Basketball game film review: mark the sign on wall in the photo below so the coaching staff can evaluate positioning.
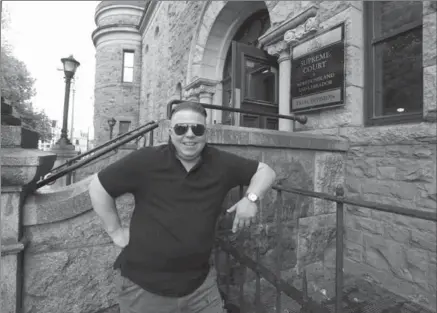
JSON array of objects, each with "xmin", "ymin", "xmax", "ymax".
[{"xmin": 290, "ymin": 24, "xmax": 345, "ymax": 112}]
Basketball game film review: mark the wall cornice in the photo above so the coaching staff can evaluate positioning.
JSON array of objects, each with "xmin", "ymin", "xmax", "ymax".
[{"xmin": 92, "ymin": 24, "xmax": 141, "ymax": 47}]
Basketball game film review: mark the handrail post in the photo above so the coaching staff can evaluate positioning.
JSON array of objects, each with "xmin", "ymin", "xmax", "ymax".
[
  {"xmin": 148, "ymin": 129, "xmax": 154, "ymax": 146},
  {"xmin": 335, "ymin": 185, "xmax": 344, "ymax": 313}
]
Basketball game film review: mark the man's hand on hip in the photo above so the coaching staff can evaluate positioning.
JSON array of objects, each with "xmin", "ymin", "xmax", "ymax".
[
  {"xmin": 227, "ymin": 197, "xmax": 257, "ymax": 233},
  {"xmin": 108, "ymin": 227, "xmax": 129, "ymax": 248}
]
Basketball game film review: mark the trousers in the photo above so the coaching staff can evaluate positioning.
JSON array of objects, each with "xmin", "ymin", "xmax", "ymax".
[{"xmin": 117, "ymin": 268, "xmax": 226, "ymax": 313}]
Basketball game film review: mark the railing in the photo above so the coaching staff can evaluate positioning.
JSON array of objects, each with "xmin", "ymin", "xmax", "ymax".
[
  {"xmin": 36, "ymin": 121, "xmax": 159, "ymax": 189},
  {"xmin": 167, "ymin": 99, "xmax": 308, "ymax": 125},
  {"xmin": 216, "ymin": 185, "xmax": 437, "ymax": 313}
]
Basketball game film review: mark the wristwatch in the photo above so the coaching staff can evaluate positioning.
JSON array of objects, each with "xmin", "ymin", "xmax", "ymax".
[{"xmin": 246, "ymin": 192, "xmax": 259, "ymax": 204}]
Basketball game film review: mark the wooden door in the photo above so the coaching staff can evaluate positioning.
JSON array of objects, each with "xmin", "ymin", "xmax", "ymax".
[{"xmin": 231, "ymin": 41, "xmax": 279, "ymax": 129}]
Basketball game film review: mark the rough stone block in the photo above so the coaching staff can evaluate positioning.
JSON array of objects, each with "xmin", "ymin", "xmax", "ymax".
[
  {"xmin": 345, "ymin": 44, "xmax": 363, "ymax": 88},
  {"xmin": 297, "ymin": 213, "xmax": 336, "ymax": 269},
  {"xmin": 25, "ymin": 195, "xmax": 133, "ymax": 254},
  {"xmin": 1, "ymin": 254, "xmax": 18, "ymax": 313},
  {"xmin": 383, "ymin": 222, "xmax": 411, "ymax": 244},
  {"xmin": 313, "ymin": 152, "xmax": 345, "ymax": 216},
  {"xmin": 424, "ymin": 65, "xmax": 437, "ymax": 121},
  {"xmin": 345, "ymin": 205, "xmax": 371, "ymax": 218},
  {"xmin": 345, "ymin": 227, "xmax": 363, "ymax": 244},
  {"xmin": 354, "ymin": 216, "xmax": 385, "ymax": 235},
  {"xmin": 1, "ymin": 190, "xmax": 21, "ymax": 242},
  {"xmin": 1, "ymin": 126, "xmax": 21, "ymax": 148},
  {"xmin": 411, "ymin": 229, "xmax": 437, "ymax": 252},
  {"xmin": 345, "ymin": 241, "xmax": 363, "ymax": 263},
  {"xmin": 338, "ymin": 123, "xmax": 436, "ymax": 146},
  {"xmin": 405, "ymin": 248, "xmax": 430, "ymax": 287},
  {"xmin": 23, "ymin": 245, "xmax": 120, "ymax": 313},
  {"xmin": 363, "ymin": 235, "xmax": 405, "ymax": 274},
  {"xmin": 1, "ymin": 148, "xmax": 56, "ymax": 188},
  {"xmin": 423, "ymin": 13, "xmax": 437, "ymax": 67},
  {"xmin": 319, "ymin": 5, "xmax": 363, "ymax": 48}
]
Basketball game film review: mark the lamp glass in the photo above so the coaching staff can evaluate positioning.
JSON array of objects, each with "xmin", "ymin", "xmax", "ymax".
[{"xmin": 62, "ymin": 56, "xmax": 80, "ymax": 75}]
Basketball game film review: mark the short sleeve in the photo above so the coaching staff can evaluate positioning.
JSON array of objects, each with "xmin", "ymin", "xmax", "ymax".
[
  {"xmin": 97, "ymin": 148, "xmax": 149, "ymax": 198},
  {"xmin": 220, "ymin": 150, "xmax": 259, "ymax": 189}
]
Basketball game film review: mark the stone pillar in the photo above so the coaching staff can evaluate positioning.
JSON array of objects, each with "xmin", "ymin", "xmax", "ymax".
[
  {"xmin": 184, "ymin": 79, "xmax": 218, "ymax": 125},
  {"xmin": 266, "ymin": 41, "xmax": 293, "ymax": 132},
  {"xmin": 1, "ymin": 125, "xmax": 56, "ymax": 313},
  {"xmin": 199, "ymin": 89, "xmax": 215, "ymax": 125},
  {"xmin": 278, "ymin": 50, "xmax": 293, "ymax": 131},
  {"xmin": 48, "ymin": 144, "xmax": 79, "ymax": 187}
]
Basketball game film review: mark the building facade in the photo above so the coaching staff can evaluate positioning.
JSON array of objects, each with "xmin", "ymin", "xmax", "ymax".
[{"xmin": 92, "ymin": 1, "xmax": 436, "ymax": 309}]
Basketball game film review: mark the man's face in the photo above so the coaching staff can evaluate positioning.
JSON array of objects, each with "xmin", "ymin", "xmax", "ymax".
[{"xmin": 170, "ymin": 110, "xmax": 207, "ymax": 162}]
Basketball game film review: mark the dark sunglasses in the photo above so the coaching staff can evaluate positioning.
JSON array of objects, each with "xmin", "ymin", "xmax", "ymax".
[{"xmin": 173, "ymin": 123, "xmax": 206, "ymax": 136}]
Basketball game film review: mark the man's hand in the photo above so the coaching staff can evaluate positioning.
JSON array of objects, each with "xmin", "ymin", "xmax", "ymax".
[
  {"xmin": 108, "ymin": 227, "xmax": 129, "ymax": 248},
  {"xmin": 227, "ymin": 197, "xmax": 258, "ymax": 233}
]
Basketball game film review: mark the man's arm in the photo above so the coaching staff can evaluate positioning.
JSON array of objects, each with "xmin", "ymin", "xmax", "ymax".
[
  {"xmin": 246, "ymin": 162, "xmax": 276, "ymax": 200},
  {"xmin": 89, "ymin": 173, "xmax": 128, "ymax": 247},
  {"xmin": 227, "ymin": 162, "xmax": 276, "ymax": 232}
]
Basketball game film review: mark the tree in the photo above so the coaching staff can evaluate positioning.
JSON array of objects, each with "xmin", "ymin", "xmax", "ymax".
[{"xmin": 1, "ymin": 5, "xmax": 53, "ymax": 141}]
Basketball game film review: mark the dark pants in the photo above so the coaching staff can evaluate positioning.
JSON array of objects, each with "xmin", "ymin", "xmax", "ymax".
[{"xmin": 117, "ymin": 268, "xmax": 225, "ymax": 313}]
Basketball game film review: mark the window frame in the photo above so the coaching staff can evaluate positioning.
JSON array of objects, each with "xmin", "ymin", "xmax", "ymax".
[
  {"xmin": 118, "ymin": 120, "xmax": 131, "ymax": 135},
  {"xmin": 122, "ymin": 50, "xmax": 135, "ymax": 83},
  {"xmin": 364, "ymin": 1, "xmax": 424, "ymax": 126}
]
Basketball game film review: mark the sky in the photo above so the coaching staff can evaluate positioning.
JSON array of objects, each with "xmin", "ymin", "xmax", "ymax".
[{"xmin": 3, "ymin": 1, "xmax": 99, "ymax": 139}]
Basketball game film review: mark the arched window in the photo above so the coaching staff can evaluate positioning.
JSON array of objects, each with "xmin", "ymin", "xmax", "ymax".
[{"xmin": 221, "ymin": 9, "xmax": 279, "ymax": 130}]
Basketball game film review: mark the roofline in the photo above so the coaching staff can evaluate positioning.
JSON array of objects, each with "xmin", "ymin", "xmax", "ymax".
[{"xmin": 138, "ymin": 1, "xmax": 157, "ymax": 34}]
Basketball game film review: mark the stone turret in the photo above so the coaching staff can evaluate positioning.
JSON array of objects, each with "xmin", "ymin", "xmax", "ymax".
[{"xmin": 92, "ymin": 1, "xmax": 148, "ymax": 146}]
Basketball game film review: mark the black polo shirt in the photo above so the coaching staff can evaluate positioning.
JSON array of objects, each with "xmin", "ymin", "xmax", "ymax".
[{"xmin": 98, "ymin": 141, "xmax": 258, "ymax": 297}]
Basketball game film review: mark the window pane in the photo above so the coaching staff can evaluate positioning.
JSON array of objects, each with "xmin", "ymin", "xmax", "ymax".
[
  {"xmin": 123, "ymin": 51, "xmax": 134, "ymax": 67},
  {"xmin": 374, "ymin": 1, "xmax": 422, "ymax": 37},
  {"xmin": 244, "ymin": 58, "xmax": 276, "ymax": 103},
  {"xmin": 123, "ymin": 68, "xmax": 133, "ymax": 83},
  {"xmin": 119, "ymin": 121, "xmax": 131, "ymax": 135},
  {"xmin": 374, "ymin": 27, "xmax": 423, "ymax": 116}
]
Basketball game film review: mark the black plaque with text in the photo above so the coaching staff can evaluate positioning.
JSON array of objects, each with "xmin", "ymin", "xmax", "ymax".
[{"xmin": 291, "ymin": 24, "xmax": 345, "ymax": 112}]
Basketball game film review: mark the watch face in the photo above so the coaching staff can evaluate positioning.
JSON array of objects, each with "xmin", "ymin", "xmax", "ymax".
[{"xmin": 247, "ymin": 193, "xmax": 258, "ymax": 202}]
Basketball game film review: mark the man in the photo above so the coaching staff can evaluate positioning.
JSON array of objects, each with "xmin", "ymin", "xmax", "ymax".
[{"xmin": 89, "ymin": 101, "xmax": 276, "ymax": 313}]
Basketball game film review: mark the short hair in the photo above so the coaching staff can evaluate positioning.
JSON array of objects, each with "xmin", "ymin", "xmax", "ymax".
[{"xmin": 170, "ymin": 101, "xmax": 207, "ymax": 119}]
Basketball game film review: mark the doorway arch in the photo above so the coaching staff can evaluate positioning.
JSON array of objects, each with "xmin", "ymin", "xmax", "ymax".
[
  {"xmin": 187, "ymin": 1, "xmax": 269, "ymax": 83},
  {"xmin": 187, "ymin": 1, "xmax": 278, "ymax": 129}
]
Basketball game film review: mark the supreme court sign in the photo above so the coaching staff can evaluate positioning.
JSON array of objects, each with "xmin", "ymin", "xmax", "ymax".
[{"xmin": 291, "ymin": 24, "xmax": 345, "ymax": 112}]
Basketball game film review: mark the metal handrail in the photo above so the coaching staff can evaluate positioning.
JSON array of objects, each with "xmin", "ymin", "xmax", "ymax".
[
  {"xmin": 36, "ymin": 121, "xmax": 159, "ymax": 189},
  {"xmin": 167, "ymin": 99, "xmax": 308, "ymax": 125},
  {"xmin": 48, "ymin": 120, "xmax": 157, "ymax": 175},
  {"xmin": 273, "ymin": 185, "xmax": 437, "ymax": 222},
  {"xmin": 218, "ymin": 184, "xmax": 436, "ymax": 313}
]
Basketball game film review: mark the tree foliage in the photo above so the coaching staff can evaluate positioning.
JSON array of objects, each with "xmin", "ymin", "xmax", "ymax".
[{"xmin": 1, "ymin": 5, "xmax": 53, "ymax": 141}]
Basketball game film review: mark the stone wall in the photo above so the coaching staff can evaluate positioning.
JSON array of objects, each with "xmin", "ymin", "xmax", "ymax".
[
  {"xmin": 290, "ymin": 2, "xmax": 437, "ymax": 310},
  {"xmin": 93, "ymin": 2, "xmax": 144, "ymax": 146},
  {"xmin": 341, "ymin": 126, "xmax": 437, "ymax": 310},
  {"xmin": 21, "ymin": 125, "xmax": 347, "ymax": 313},
  {"xmin": 139, "ymin": 2, "xmax": 204, "ymax": 123}
]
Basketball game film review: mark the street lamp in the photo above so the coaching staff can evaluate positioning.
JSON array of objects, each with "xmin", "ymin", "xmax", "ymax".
[
  {"xmin": 57, "ymin": 55, "xmax": 80, "ymax": 146},
  {"xmin": 108, "ymin": 117, "xmax": 117, "ymax": 140}
]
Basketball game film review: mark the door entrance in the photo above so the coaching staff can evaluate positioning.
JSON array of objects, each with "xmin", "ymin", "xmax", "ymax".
[
  {"xmin": 231, "ymin": 41, "xmax": 279, "ymax": 129},
  {"xmin": 221, "ymin": 8, "xmax": 278, "ymax": 130}
]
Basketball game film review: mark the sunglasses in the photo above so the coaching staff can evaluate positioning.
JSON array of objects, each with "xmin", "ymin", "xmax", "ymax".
[{"xmin": 173, "ymin": 123, "xmax": 206, "ymax": 136}]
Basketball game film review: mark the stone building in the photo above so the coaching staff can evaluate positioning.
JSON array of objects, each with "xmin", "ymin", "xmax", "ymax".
[{"xmin": 90, "ymin": 0, "xmax": 437, "ymax": 310}]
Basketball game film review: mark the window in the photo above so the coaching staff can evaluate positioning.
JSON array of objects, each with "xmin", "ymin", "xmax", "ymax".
[
  {"xmin": 122, "ymin": 51, "xmax": 134, "ymax": 83},
  {"xmin": 119, "ymin": 121, "xmax": 131, "ymax": 135},
  {"xmin": 365, "ymin": 1, "xmax": 423, "ymax": 126}
]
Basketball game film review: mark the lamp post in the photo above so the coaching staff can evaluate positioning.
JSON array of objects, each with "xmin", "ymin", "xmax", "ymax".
[
  {"xmin": 108, "ymin": 117, "xmax": 116, "ymax": 140},
  {"xmin": 57, "ymin": 55, "xmax": 80, "ymax": 146}
]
